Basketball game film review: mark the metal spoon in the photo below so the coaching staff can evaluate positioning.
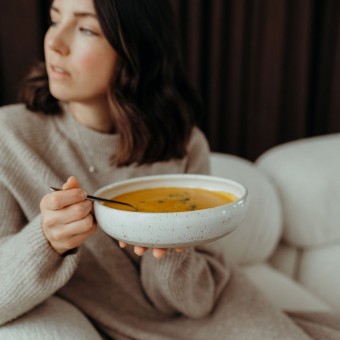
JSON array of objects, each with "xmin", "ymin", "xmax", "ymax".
[{"xmin": 50, "ymin": 187, "xmax": 138, "ymax": 211}]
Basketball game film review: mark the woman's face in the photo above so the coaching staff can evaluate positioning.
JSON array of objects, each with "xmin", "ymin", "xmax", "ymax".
[{"xmin": 44, "ymin": 0, "xmax": 118, "ymax": 104}]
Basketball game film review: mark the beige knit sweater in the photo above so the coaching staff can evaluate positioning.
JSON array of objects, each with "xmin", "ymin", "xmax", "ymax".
[{"xmin": 0, "ymin": 104, "xmax": 339, "ymax": 339}]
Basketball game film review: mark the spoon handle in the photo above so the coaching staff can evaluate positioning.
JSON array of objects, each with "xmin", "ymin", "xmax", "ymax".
[{"xmin": 49, "ymin": 187, "xmax": 137, "ymax": 210}]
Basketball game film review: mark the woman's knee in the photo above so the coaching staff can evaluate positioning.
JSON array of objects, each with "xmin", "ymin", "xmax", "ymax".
[{"xmin": 0, "ymin": 296, "xmax": 102, "ymax": 340}]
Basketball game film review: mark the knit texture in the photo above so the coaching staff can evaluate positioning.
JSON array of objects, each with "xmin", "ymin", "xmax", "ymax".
[{"xmin": 0, "ymin": 104, "xmax": 339, "ymax": 339}]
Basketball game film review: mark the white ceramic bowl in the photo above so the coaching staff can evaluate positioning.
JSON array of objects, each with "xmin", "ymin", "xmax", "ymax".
[{"xmin": 94, "ymin": 174, "xmax": 248, "ymax": 248}]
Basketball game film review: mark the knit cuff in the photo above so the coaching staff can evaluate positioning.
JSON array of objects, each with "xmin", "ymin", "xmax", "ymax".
[
  {"xmin": 17, "ymin": 214, "xmax": 80, "ymax": 274},
  {"xmin": 141, "ymin": 247, "xmax": 196, "ymax": 288}
]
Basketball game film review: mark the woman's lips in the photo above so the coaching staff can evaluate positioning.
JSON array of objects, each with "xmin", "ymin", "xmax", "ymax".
[{"xmin": 49, "ymin": 64, "xmax": 71, "ymax": 79}]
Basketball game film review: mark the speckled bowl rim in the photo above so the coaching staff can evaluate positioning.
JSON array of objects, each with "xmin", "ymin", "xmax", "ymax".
[
  {"xmin": 94, "ymin": 174, "xmax": 248, "ymax": 247},
  {"xmin": 94, "ymin": 174, "xmax": 247, "ymax": 216}
]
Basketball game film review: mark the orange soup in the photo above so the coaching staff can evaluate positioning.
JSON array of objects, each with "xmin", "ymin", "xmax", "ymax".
[{"xmin": 104, "ymin": 187, "xmax": 237, "ymax": 213}]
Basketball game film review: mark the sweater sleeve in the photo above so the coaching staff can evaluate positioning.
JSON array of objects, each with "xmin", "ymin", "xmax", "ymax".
[
  {"xmin": 140, "ymin": 245, "xmax": 231, "ymax": 318},
  {"xmin": 0, "ymin": 183, "xmax": 80, "ymax": 325}
]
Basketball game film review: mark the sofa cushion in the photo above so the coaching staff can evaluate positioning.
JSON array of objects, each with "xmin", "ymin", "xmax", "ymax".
[
  {"xmin": 209, "ymin": 153, "xmax": 282, "ymax": 264},
  {"xmin": 256, "ymin": 133, "xmax": 340, "ymax": 248},
  {"xmin": 298, "ymin": 243, "xmax": 340, "ymax": 313},
  {"xmin": 242, "ymin": 263, "xmax": 332, "ymax": 313},
  {"xmin": 269, "ymin": 242, "xmax": 300, "ymax": 278}
]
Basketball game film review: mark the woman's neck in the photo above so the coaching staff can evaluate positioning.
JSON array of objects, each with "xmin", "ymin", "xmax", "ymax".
[{"xmin": 68, "ymin": 101, "xmax": 115, "ymax": 133}]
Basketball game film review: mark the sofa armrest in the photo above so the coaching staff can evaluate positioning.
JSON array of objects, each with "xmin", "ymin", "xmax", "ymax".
[
  {"xmin": 256, "ymin": 134, "xmax": 340, "ymax": 313},
  {"xmin": 256, "ymin": 133, "xmax": 340, "ymax": 248}
]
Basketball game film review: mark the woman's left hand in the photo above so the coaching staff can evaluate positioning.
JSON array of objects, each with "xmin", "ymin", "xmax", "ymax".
[{"xmin": 119, "ymin": 241, "xmax": 185, "ymax": 259}]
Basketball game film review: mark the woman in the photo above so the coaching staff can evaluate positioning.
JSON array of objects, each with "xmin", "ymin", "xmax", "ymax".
[{"xmin": 0, "ymin": 0, "xmax": 339, "ymax": 339}]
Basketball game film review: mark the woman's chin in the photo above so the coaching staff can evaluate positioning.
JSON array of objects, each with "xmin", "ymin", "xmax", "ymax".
[
  {"xmin": 48, "ymin": 87, "xmax": 69, "ymax": 102},
  {"xmin": 49, "ymin": 89, "xmax": 77, "ymax": 103},
  {"xmin": 48, "ymin": 82, "xmax": 107, "ymax": 104}
]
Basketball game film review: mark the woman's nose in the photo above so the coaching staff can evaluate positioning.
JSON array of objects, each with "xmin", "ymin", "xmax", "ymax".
[{"xmin": 46, "ymin": 31, "xmax": 70, "ymax": 55}]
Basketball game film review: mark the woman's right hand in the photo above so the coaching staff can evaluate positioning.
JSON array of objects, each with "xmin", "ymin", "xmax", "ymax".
[{"xmin": 40, "ymin": 176, "xmax": 97, "ymax": 255}]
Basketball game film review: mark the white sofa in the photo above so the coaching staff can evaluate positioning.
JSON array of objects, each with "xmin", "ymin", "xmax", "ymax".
[{"xmin": 209, "ymin": 133, "xmax": 340, "ymax": 314}]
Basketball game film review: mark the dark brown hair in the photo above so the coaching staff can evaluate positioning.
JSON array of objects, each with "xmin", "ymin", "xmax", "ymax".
[{"xmin": 19, "ymin": 0, "xmax": 202, "ymax": 166}]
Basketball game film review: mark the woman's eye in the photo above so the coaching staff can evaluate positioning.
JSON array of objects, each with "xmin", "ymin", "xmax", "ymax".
[{"xmin": 79, "ymin": 28, "xmax": 97, "ymax": 36}]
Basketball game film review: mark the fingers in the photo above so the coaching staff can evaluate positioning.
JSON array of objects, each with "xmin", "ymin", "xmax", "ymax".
[
  {"xmin": 42, "ymin": 208, "xmax": 96, "ymax": 254},
  {"xmin": 40, "ymin": 176, "xmax": 95, "ymax": 255},
  {"xmin": 48, "ymin": 211, "xmax": 95, "ymax": 240},
  {"xmin": 133, "ymin": 246, "xmax": 165, "ymax": 259},
  {"xmin": 44, "ymin": 199, "xmax": 93, "ymax": 226},
  {"xmin": 41, "ymin": 188, "xmax": 87, "ymax": 210},
  {"xmin": 134, "ymin": 246, "xmax": 148, "ymax": 256},
  {"xmin": 47, "ymin": 222, "xmax": 97, "ymax": 254},
  {"xmin": 152, "ymin": 248, "xmax": 167, "ymax": 259},
  {"xmin": 119, "ymin": 241, "xmax": 127, "ymax": 248},
  {"xmin": 41, "ymin": 176, "xmax": 86, "ymax": 211},
  {"xmin": 118, "ymin": 242, "xmax": 186, "ymax": 259},
  {"xmin": 63, "ymin": 176, "xmax": 81, "ymax": 190},
  {"xmin": 118, "ymin": 242, "xmax": 148, "ymax": 257}
]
